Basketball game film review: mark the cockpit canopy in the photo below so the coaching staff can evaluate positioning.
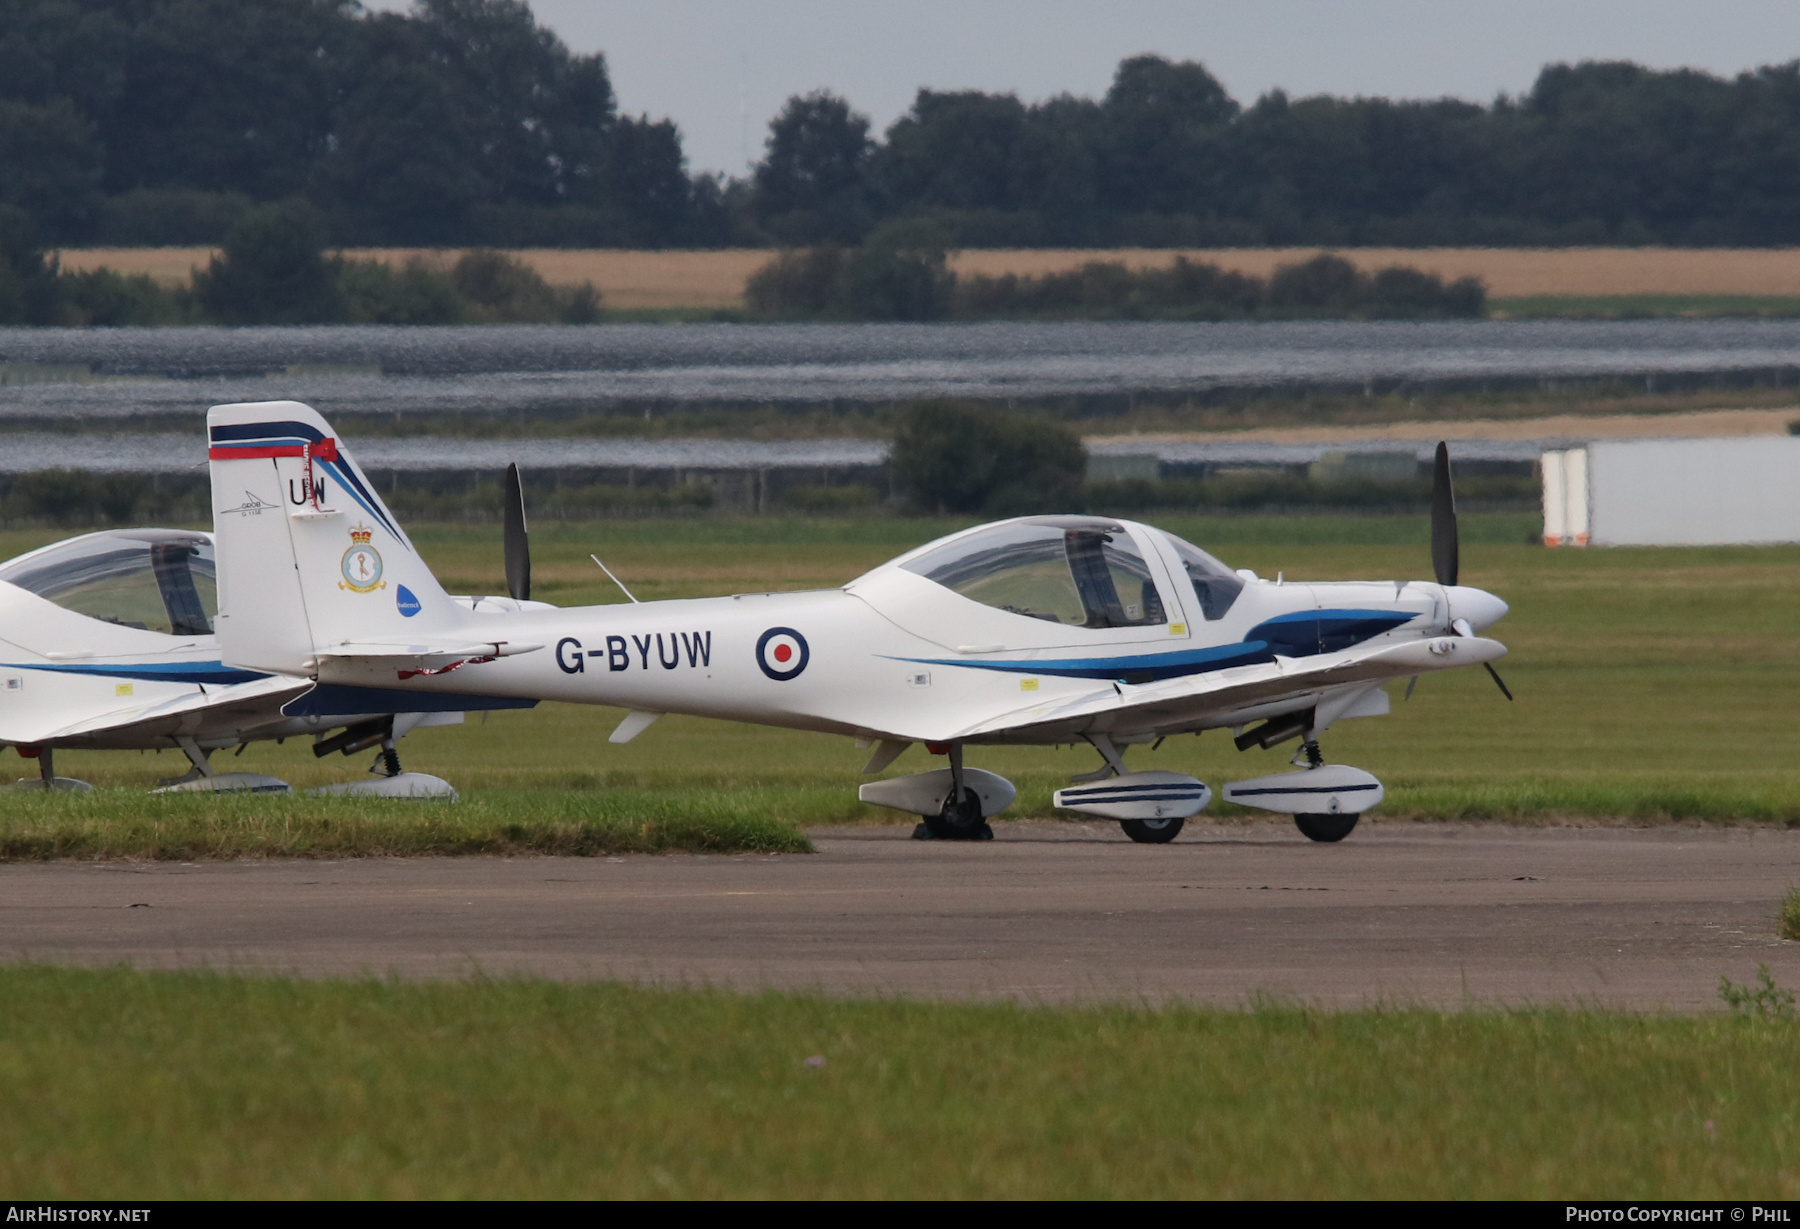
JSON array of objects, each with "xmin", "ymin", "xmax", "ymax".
[
  {"xmin": 0, "ymin": 529, "xmax": 217, "ymax": 636},
  {"xmin": 900, "ymin": 516, "xmax": 1243, "ymax": 627}
]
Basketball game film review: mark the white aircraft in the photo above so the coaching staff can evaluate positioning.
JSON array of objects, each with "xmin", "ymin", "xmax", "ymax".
[
  {"xmin": 0, "ymin": 526, "xmax": 539, "ymax": 794},
  {"xmin": 205, "ymin": 399, "xmax": 1511, "ymax": 841}
]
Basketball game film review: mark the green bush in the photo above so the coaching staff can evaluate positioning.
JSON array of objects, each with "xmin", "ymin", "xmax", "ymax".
[
  {"xmin": 889, "ymin": 401, "xmax": 1084, "ymax": 515},
  {"xmin": 745, "ymin": 223, "xmax": 953, "ymax": 322},
  {"xmin": 749, "ymin": 245, "xmax": 1485, "ymax": 323},
  {"xmin": 1267, "ymin": 254, "xmax": 1485, "ymax": 319},
  {"xmin": 60, "ymin": 268, "xmax": 190, "ymax": 326},
  {"xmin": 448, "ymin": 250, "xmax": 601, "ymax": 323},
  {"xmin": 339, "ymin": 258, "xmax": 467, "ymax": 325},
  {"xmin": 192, "ymin": 201, "xmax": 343, "ymax": 325},
  {"xmin": 744, "ymin": 245, "xmax": 849, "ymax": 320},
  {"xmin": 837, "ymin": 240, "xmax": 953, "ymax": 322},
  {"xmin": 958, "ymin": 256, "xmax": 1264, "ymax": 320}
]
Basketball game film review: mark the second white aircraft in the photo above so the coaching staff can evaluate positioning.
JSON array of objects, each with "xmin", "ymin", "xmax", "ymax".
[{"xmin": 206, "ymin": 400, "xmax": 1510, "ymax": 843}]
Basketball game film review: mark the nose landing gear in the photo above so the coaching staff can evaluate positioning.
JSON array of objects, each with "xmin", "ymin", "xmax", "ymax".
[
  {"xmin": 1220, "ymin": 737, "xmax": 1384, "ymax": 842},
  {"xmin": 1293, "ymin": 813, "xmax": 1360, "ymax": 842}
]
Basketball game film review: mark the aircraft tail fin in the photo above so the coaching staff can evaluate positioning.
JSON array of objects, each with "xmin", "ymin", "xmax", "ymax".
[{"xmin": 207, "ymin": 400, "xmax": 466, "ymax": 674}]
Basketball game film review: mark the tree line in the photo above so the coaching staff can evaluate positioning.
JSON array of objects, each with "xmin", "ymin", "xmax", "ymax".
[
  {"xmin": 4, "ymin": 1, "xmax": 1800, "ymax": 250},
  {"xmin": 0, "ymin": 200, "xmax": 601, "ymax": 324},
  {"xmin": 745, "ymin": 243, "xmax": 1483, "ymax": 322}
]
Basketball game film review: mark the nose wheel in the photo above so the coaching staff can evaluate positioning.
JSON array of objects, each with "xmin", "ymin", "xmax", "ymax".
[{"xmin": 1120, "ymin": 815, "xmax": 1185, "ymax": 844}]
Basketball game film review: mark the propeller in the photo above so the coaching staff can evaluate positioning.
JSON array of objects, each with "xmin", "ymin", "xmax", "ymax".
[
  {"xmin": 1430, "ymin": 441, "xmax": 1512, "ymax": 702},
  {"xmin": 1431, "ymin": 441, "xmax": 1458, "ymax": 588},
  {"xmin": 503, "ymin": 462, "xmax": 531, "ymax": 602}
]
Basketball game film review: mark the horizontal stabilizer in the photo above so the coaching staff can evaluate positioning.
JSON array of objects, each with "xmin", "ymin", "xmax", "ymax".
[{"xmin": 311, "ymin": 640, "xmax": 542, "ymax": 682}]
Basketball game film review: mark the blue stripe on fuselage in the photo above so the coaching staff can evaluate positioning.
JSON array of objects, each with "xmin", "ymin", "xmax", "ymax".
[
  {"xmin": 0, "ymin": 660, "xmax": 267, "ymax": 684},
  {"xmin": 891, "ymin": 608, "xmax": 1415, "ymax": 683}
]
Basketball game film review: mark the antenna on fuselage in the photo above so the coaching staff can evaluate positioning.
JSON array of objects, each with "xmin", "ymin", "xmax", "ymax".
[{"xmin": 590, "ymin": 554, "xmax": 639, "ymax": 603}]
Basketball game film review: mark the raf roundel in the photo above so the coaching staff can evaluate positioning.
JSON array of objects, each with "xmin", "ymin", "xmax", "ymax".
[{"xmin": 756, "ymin": 627, "xmax": 809, "ymax": 681}]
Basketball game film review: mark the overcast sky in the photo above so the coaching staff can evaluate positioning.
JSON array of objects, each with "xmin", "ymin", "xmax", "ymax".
[{"xmin": 393, "ymin": 1, "xmax": 1800, "ymax": 176}]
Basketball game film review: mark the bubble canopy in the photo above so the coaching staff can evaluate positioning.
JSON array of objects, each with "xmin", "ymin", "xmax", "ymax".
[
  {"xmin": 900, "ymin": 516, "xmax": 1243, "ymax": 627},
  {"xmin": 0, "ymin": 529, "xmax": 217, "ymax": 636}
]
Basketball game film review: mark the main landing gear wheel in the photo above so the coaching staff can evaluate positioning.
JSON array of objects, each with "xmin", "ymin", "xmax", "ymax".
[
  {"xmin": 1294, "ymin": 813, "xmax": 1360, "ymax": 843},
  {"xmin": 919, "ymin": 787, "xmax": 993, "ymax": 841},
  {"xmin": 1120, "ymin": 816, "xmax": 1185, "ymax": 844}
]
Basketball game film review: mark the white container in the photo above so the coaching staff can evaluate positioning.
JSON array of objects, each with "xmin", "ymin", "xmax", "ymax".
[{"xmin": 1543, "ymin": 436, "xmax": 1800, "ymax": 547}]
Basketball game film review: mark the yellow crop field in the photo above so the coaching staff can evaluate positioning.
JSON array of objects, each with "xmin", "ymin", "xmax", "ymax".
[{"xmin": 52, "ymin": 246, "xmax": 1800, "ymax": 309}]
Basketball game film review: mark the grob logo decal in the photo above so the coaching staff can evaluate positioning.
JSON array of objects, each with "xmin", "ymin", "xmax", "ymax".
[{"xmin": 756, "ymin": 627, "xmax": 809, "ymax": 681}]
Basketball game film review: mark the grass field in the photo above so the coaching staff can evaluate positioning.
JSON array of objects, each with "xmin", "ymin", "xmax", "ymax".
[
  {"xmin": 3, "ymin": 516, "xmax": 1797, "ymax": 1200},
  {"xmin": 0, "ymin": 966, "xmax": 1792, "ymax": 1198},
  {"xmin": 3, "ymin": 510, "xmax": 1799, "ymax": 856},
  {"xmin": 53, "ymin": 246, "xmax": 1800, "ymax": 308},
  {"xmin": 0, "ymin": 790, "xmax": 811, "ymax": 859}
]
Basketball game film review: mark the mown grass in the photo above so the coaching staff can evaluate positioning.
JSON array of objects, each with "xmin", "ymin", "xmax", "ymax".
[
  {"xmin": 5, "ymin": 510, "xmax": 1800, "ymax": 847},
  {"xmin": 0, "ymin": 790, "xmax": 811, "ymax": 860},
  {"xmin": 0, "ymin": 966, "xmax": 1794, "ymax": 1199}
]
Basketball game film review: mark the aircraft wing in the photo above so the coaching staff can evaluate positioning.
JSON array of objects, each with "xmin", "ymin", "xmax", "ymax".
[
  {"xmin": 24, "ymin": 675, "xmax": 315, "ymax": 744},
  {"xmin": 946, "ymin": 635, "xmax": 1507, "ymax": 742}
]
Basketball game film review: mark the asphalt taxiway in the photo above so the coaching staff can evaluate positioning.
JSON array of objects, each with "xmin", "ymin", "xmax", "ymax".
[{"xmin": 3, "ymin": 820, "xmax": 1796, "ymax": 1009}]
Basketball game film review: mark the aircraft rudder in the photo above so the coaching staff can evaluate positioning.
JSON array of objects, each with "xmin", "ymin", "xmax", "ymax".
[{"xmin": 207, "ymin": 400, "xmax": 465, "ymax": 668}]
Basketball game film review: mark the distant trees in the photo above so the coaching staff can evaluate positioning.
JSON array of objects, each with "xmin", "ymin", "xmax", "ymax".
[
  {"xmin": 752, "ymin": 92, "xmax": 875, "ymax": 244},
  {"xmin": 6, "ymin": 4, "xmax": 1800, "ymax": 249},
  {"xmin": 193, "ymin": 202, "xmax": 343, "ymax": 325},
  {"xmin": 0, "ymin": 0, "xmax": 733, "ymax": 247},
  {"xmin": 2, "ymin": 206, "xmax": 601, "ymax": 326},
  {"xmin": 762, "ymin": 55, "xmax": 1800, "ymax": 249},
  {"xmin": 0, "ymin": 206, "xmax": 63, "ymax": 324},
  {"xmin": 889, "ymin": 402, "xmax": 1086, "ymax": 515}
]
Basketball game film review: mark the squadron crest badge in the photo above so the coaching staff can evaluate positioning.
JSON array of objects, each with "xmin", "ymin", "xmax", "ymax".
[{"xmin": 339, "ymin": 524, "xmax": 386, "ymax": 592}]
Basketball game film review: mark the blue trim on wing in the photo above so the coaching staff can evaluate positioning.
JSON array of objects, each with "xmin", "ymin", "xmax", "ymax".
[
  {"xmin": 0, "ymin": 660, "xmax": 267, "ymax": 684},
  {"xmin": 894, "ymin": 640, "xmax": 1273, "ymax": 682},
  {"xmin": 891, "ymin": 608, "xmax": 1416, "ymax": 683},
  {"xmin": 283, "ymin": 685, "xmax": 538, "ymax": 717}
]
